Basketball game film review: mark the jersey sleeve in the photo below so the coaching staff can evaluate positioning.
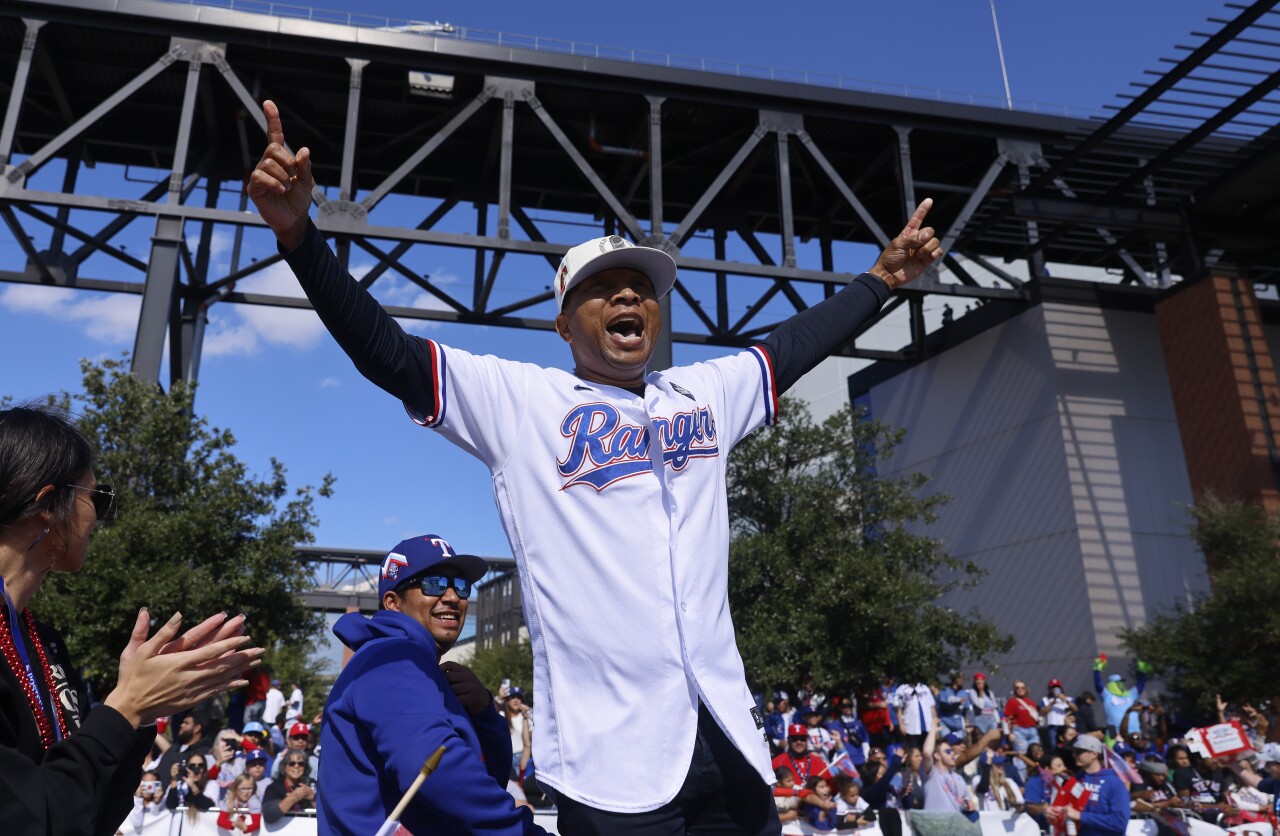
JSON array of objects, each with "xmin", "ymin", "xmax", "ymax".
[
  {"xmin": 406, "ymin": 342, "xmax": 531, "ymax": 470},
  {"xmin": 683, "ymin": 346, "xmax": 779, "ymax": 451}
]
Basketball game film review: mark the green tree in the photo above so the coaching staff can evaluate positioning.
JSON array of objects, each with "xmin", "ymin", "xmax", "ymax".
[
  {"xmin": 466, "ymin": 638, "xmax": 535, "ymax": 702},
  {"xmin": 1120, "ymin": 495, "xmax": 1280, "ymax": 716},
  {"xmin": 19, "ymin": 357, "xmax": 331, "ymax": 696},
  {"xmin": 727, "ymin": 397, "xmax": 1013, "ymax": 691}
]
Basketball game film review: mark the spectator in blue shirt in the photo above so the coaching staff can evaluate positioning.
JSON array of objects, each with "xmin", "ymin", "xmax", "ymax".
[
  {"xmin": 937, "ymin": 674, "xmax": 971, "ymax": 737},
  {"xmin": 1046, "ymin": 735, "xmax": 1129, "ymax": 836}
]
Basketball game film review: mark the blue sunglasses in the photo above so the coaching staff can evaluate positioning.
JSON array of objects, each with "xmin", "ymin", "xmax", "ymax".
[{"xmin": 401, "ymin": 573, "xmax": 473, "ymax": 600}]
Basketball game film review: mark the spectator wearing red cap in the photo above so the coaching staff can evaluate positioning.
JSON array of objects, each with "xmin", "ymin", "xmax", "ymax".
[
  {"xmin": 967, "ymin": 674, "xmax": 1000, "ymax": 736},
  {"xmin": 771, "ymin": 724, "xmax": 835, "ymax": 815},
  {"xmin": 1041, "ymin": 678, "xmax": 1076, "ymax": 750},
  {"xmin": 271, "ymin": 721, "xmax": 318, "ymax": 781}
]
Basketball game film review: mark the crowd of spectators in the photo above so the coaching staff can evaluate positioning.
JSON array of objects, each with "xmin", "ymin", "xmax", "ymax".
[
  {"xmin": 115, "ymin": 652, "xmax": 1280, "ymax": 835},
  {"xmin": 118, "ymin": 668, "xmax": 323, "ymax": 835},
  {"xmin": 757, "ymin": 662, "xmax": 1280, "ymax": 834}
]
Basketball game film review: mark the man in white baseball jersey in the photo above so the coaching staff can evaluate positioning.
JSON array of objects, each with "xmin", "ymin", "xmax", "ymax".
[{"xmin": 249, "ymin": 100, "xmax": 943, "ymax": 834}]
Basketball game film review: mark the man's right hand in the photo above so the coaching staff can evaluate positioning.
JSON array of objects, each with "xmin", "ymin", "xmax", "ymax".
[{"xmin": 248, "ymin": 100, "xmax": 314, "ymax": 252}]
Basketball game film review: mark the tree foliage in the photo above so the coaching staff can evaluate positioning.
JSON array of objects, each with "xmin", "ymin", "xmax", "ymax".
[
  {"xmin": 19, "ymin": 357, "xmax": 331, "ymax": 695},
  {"xmin": 466, "ymin": 638, "xmax": 534, "ymax": 703},
  {"xmin": 1120, "ymin": 495, "xmax": 1280, "ymax": 716},
  {"xmin": 727, "ymin": 397, "xmax": 1013, "ymax": 692}
]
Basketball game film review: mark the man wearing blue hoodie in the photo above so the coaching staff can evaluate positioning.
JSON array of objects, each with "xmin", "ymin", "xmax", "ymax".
[
  {"xmin": 318, "ymin": 535, "xmax": 546, "ymax": 836},
  {"xmin": 1046, "ymin": 735, "xmax": 1129, "ymax": 836}
]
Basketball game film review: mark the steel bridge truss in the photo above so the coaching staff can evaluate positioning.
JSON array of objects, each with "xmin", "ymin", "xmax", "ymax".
[{"xmin": 0, "ymin": 0, "xmax": 1272, "ymax": 385}]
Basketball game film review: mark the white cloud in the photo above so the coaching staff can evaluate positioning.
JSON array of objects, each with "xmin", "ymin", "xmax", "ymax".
[
  {"xmin": 383, "ymin": 516, "xmax": 399, "ymax": 526},
  {"xmin": 0, "ymin": 284, "xmax": 141, "ymax": 344},
  {"xmin": 320, "ymin": 376, "xmax": 340, "ymax": 388},
  {"xmin": 202, "ymin": 260, "xmax": 327, "ymax": 358}
]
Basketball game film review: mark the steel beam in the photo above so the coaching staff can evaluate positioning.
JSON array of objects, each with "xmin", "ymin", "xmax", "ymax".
[
  {"xmin": 7, "ymin": 44, "xmax": 183, "ymax": 184},
  {"xmin": 775, "ymin": 132, "xmax": 797, "ymax": 269},
  {"xmin": 671, "ymin": 126, "xmax": 767, "ymax": 247},
  {"xmin": 0, "ymin": 206, "xmax": 52, "ymax": 281},
  {"xmin": 359, "ymin": 89, "xmax": 492, "ymax": 213},
  {"xmin": 796, "ymin": 131, "xmax": 891, "ymax": 248},
  {"xmin": 0, "ymin": 19, "xmax": 44, "ymax": 166},
  {"xmin": 339, "ymin": 59, "xmax": 368, "ymax": 202},
  {"xmin": 16, "ymin": 203, "xmax": 147, "ymax": 272},
  {"xmin": 131, "ymin": 54, "xmax": 201, "ymax": 383},
  {"xmin": 358, "ymin": 198, "xmax": 459, "ymax": 288},
  {"xmin": 894, "ymin": 126, "xmax": 917, "ymax": 216},
  {"xmin": 939, "ymin": 150, "xmax": 1011, "ymax": 255},
  {"xmin": 524, "ymin": 90, "xmax": 643, "ymax": 241},
  {"xmin": 647, "ymin": 96, "xmax": 664, "ymax": 235}
]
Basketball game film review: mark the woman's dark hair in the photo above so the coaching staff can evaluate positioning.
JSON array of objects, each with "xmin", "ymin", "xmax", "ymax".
[{"xmin": 0, "ymin": 402, "xmax": 95, "ymax": 535}]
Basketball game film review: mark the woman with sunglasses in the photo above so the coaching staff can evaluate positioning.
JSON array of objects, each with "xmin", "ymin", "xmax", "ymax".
[
  {"xmin": 263, "ymin": 752, "xmax": 316, "ymax": 822},
  {"xmin": 0, "ymin": 403, "xmax": 264, "ymax": 835}
]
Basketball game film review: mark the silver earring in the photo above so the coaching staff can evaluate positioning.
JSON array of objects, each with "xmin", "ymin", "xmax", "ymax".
[{"xmin": 27, "ymin": 528, "xmax": 50, "ymax": 552}]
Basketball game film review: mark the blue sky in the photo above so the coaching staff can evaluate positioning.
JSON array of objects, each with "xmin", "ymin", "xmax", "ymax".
[{"xmin": 1, "ymin": 0, "xmax": 1225, "ymax": 567}]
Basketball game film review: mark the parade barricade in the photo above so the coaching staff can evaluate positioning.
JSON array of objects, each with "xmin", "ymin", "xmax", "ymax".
[{"xmin": 119, "ymin": 807, "xmax": 565, "ymax": 835}]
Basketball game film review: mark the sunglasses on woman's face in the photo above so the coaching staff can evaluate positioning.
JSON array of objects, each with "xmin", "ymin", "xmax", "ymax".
[
  {"xmin": 286, "ymin": 760, "xmax": 307, "ymax": 767},
  {"xmin": 186, "ymin": 762, "xmax": 205, "ymax": 772},
  {"xmin": 63, "ymin": 483, "xmax": 115, "ymax": 520}
]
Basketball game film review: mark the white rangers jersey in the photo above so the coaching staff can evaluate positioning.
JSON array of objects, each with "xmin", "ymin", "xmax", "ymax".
[{"xmin": 409, "ymin": 340, "xmax": 779, "ymax": 812}]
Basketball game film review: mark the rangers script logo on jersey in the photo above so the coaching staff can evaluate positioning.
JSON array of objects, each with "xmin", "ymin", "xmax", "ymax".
[{"xmin": 557, "ymin": 402, "xmax": 719, "ymax": 491}]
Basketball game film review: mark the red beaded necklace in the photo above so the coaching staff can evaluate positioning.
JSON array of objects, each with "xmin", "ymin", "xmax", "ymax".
[{"xmin": 0, "ymin": 608, "xmax": 68, "ymax": 750}]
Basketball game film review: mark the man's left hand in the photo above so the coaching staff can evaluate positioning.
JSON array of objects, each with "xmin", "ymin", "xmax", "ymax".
[
  {"xmin": 441, "ymin": 662, "xmax": 491, "ymax": 717},
  {"xmin": 868, "ymin": 198, "xmax": 943, "ymax": 290}
]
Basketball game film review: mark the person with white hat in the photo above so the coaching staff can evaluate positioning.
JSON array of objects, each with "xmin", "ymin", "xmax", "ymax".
[
  {"xmin": 1045, "ymin": 734, "xmax": 1129, "ymax": 836},
  {"xmin": 251, "ymin": 101, "xmax": 942, "ymax": 835}
]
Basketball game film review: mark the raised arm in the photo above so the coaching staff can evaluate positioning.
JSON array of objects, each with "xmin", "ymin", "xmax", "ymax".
[
  {"xmin": 756, "ymin": 199, "xmax": 943, "ymax": 394},
  {"xmin": 247, "ymin": 101, "xmax": 439, "ymax": 419}
]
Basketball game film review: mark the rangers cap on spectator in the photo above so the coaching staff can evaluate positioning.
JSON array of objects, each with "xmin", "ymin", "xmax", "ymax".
[
  {"xmin": 288, "ymin": 722, "xmax": 310, "ymax": 738},
  {"xmin": 245, "ymin": 748, "xmax": 269, "ymax": 764},
  {"xmin": 973, "ymin": 673, "xmax": 986, "ymax": 681},
  {"xmin": 1138, "ymin": 759, "xmax": 1168, "ymax": 775},
  {"xmin": 787, "ymin": 724, "xmax": 807, "ymax": 739},
  {"xmin": 506, "ymin": 686, "xmax": 525, "ymax": 700},
  {"xmin": 1073, "ymin": 735, "xmax": 1106, "ymax": 754},
  {"xmin": 553, "ymin": 235, "xmax": 676, "ymax": 312},
  {"xmin": 378, "ymin": 534, "xmax": 488, "ymax": 600},
  {"xmin": 943, "ymin": 732, "xmax": 966, "ymax": 745},
  {"xmin": 242, "ymin": 721, "xmax": 267, "ymax": 736}
]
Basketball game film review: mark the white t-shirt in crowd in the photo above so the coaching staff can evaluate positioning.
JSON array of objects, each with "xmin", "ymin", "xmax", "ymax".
[
  {"xmin": 508, "ymin": 712, "xmax": 527, "ymax": 755},
  {"xmin": 262, "ymin": 687, "xmax": 285, "ymax": 724},
  {"xmin": 285, "ymin": 687, "xmax": 304, "ymax": 723}
]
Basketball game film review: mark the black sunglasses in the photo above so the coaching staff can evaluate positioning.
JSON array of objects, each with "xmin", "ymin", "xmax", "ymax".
[
  {"xmin": 285, "ymin": 760, "xmax": 307, "ymax": 767},
  {"xmin": 401, "ymin": 573, "xmax": 473, "ymax": 600},
  {"xmin": 63, "ymin": 484, "xmax": 115, "ymax": 520},
  {"xmin": 186, "ymin": 762, "xmax": 206, "ymax": 772}
]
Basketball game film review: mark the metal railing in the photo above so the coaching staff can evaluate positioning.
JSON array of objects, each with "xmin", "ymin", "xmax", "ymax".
[{"xmin": 157, "ymin": 0, "xmax": 1101, "ymax": 119}]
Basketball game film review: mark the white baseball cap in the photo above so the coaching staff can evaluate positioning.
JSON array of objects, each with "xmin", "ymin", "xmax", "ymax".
[{"xmin": 553, "ymin": 234, "xmax": 676, "ymax": 312}]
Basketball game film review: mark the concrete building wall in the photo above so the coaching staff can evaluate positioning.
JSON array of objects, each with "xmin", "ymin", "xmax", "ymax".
[{"xmin": 857, "ymin": 296, "xmax": 1207, "ymax": 701}]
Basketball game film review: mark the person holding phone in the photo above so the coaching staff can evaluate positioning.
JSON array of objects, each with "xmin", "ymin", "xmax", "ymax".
[{"xmin": 120, "ymin": 771, "xmax": 167, "ymax": 834}]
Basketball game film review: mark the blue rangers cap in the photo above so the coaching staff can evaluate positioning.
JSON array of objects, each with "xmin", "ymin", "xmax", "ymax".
[{"xmin": 378, "ymin": 534, "xmax": 488, "ymax": 600}]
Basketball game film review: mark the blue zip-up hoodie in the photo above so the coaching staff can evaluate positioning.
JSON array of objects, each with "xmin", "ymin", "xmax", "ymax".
[
  {"xmin": 1077, "ymin": 767, "xmax": 1130, "ymax": 836},
  {"xmin": 318, "ymin": 610, "xmax": 545, "ymax": 836}
]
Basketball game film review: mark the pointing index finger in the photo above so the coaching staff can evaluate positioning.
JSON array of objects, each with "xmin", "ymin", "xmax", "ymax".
[
  {"xmin": 263, "ymin": 99, "xmax": 285, "ymax": 147},
  {"xmin": 905, "ymin": 197, "xmax": 934, "ymax": 233}
]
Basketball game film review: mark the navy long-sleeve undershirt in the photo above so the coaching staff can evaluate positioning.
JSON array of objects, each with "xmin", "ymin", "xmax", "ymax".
[{"xmin": 282, "ymin": 220, "xmax": 891, "ymax": 411}]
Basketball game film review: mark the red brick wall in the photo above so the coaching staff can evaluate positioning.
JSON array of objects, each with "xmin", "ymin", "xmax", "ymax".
[{"xmin": 1156, "ymin": 277, "xmax": 1280, "ymax": 519}]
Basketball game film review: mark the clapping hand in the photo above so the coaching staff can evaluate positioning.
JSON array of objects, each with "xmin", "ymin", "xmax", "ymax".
[
  {"xmin": 868, "ymin": 199, "xmax": 944, "ymax": 290},
  {"xmin": 105, "ymin": 610, "xmax": 264, "ymax": 727}
]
